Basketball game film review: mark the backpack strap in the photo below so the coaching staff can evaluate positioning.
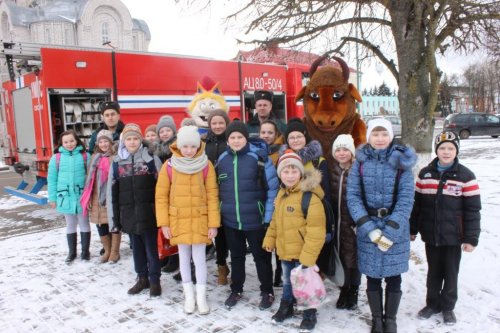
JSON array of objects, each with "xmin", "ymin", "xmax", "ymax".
[
  {"xmin": 56, "ymin": 153, "xmax": 61, "ymax": 170},
  {"xmin": 301, "ymin": 191, "xmax": 313, "ymax": 219}
]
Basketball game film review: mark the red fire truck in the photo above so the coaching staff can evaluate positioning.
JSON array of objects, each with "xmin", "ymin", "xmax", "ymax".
[{"xmin": 0, "ymin": 43, "xmax": 311, "ymax": 204}]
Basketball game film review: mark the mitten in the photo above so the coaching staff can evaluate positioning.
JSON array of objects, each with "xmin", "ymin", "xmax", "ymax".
[
  {"xmin": 368, "ymin": 229, "xmax": 382, "ymax": 243},
  {"xmin": 377, "ymin": 235, "xmax": 394, "ymax": 252}
]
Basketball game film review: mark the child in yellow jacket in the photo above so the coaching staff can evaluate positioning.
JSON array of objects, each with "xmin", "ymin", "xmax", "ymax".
[
  {"xmin": 155, "ymin": 125, "xmax": 220, "ymax": 315},
  {"xmin": 263, "ymin": 149, "xmax": 326, "ymax": 331}
]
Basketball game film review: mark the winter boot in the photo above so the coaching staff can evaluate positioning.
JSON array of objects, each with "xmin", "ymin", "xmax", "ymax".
[
  {"xmin": 217, "ymin": 264, "xmax": 230, "ymax": 285},
  {"xmin": 271, "ymin": 299, "xmax": 294, "ymax": 323},
  {"xmin": 196, "ymin": 284, "xmax": 210, "ymax": 315},
  {"xmin": 108, "ymin": 232, "xmax": 121, "ymax": 263},
  {"xmin": 366, "ymin": 290, "xmax": 384, "ymax": 333},
  {"xmin": 182, "ymin": 282, "xmax": 196, "ymax": 314},
  {"xmin": 336, "ymin": 286, "xmax": 350, "ymax": 309},
  {"xmin": 299, "ymin": 309, "xmax": 317, "ymax": 332},
  {"xmin": 384, "ymin": 291, "xmax": 402, "ymax": 333},
  {"xmin": 80, "ymin": 232, "xmax": 91, "ymax": 260},
  {"xmin": 65, "ymin": 233, "xmax": 77, "ymax": 264},
  {"xmin": 150, "ymin": 281, "xmax": 162, "ymax": 298},
  {"xmin": 345, "ymin": 286, "xmax": 359, "ymax": 310},
  {"xmin": 128, "ymin": 276, "xmax": 149, "ymax": 295},
  {"xmin": 174, "ymin": 262, "xmax": 196, "ymax": 283},
  {"xmin": 162, "ymin": 254, "xmax": 179, "ymax": 273},
  {"xmin": 99, "ymin": 235, "xmax": 111, "ymax": 263}
]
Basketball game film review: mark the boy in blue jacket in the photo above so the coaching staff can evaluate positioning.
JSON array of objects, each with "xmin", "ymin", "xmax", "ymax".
[
  {"xmin": 347, "ymin": 118, "xmax": 416, "ymax": 333},
  {"xmin": 216, "ymin": 120, "xmax": 279, "ymax": 310}
]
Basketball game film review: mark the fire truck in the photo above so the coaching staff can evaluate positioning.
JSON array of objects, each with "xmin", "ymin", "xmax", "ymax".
[{"xmin": 0, "ymin": 42, "xmax": 312, "ymax": 204}]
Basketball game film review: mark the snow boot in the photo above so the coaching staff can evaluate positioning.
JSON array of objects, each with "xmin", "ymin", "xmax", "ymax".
[
  {"xmin": 108, "ymin": 232, "xmax": 121, "ymax": 263},
  {"xmin": 80, "ymin": 232, "xmax": 91, "ymax": 260},
  {"xmin": 149, "ymin": 281, "xmax": 162, "ymax": 298},
  {"xmin": 128, "ymin": 276, "xmax": 149, "ymax": 295},
  {"xmin": 99, "ymin": 235, "xmax": 111, "ymax": 263},
  {"xmin": 65, "ymin": 233, "xmax": 77, "ymax": 264},
  {"xmin": 217, "ymin": 264, "xmax": 230, "ymax": 285},
  {"xmin": 345, "ymin": 286, "xmax": 359, "ymax": 310},
  {"xmin": 336, "ymin": 286, "xmax": 349, "ymax": 309},
  {"xmin": 196, "ymin": 284, "xmax": 210, "ymax": 314},
  {"xmin": 366, "ymin": 290, "xmax": 383, "ymax": 333},
  {"xmin": 384, "ymin": 291, "xmax": 402, "ymax": 333},
  {"xmin": 183, "ymin": 282, "xmax": 196, "ymax": 314},
  {"xmin": 299, "ymin": 308, "xmax": 317, "ymax": 332},
  {"xmin": 271, "ymin": 299, "xmax": 294, "ymax": 323}
]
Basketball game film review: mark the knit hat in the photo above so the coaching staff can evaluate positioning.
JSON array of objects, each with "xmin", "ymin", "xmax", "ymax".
[
  {"xmin": 332, "ymin": 134, "xmax": 355, "ymax": 157},
  {"xmin": 176, "ymin": 125, "xmax": 201, "ymax": 148},
  {"xmin": 434, "ymin": 131, "xmax": 460, "ymax": 154},
  {"xmin": 366, "ymin": 118, "xmax": 394, "ymax": 142},
  {"xmin": 121, "ymin": 123, "xmax": 143, "ymax": 141},
  {"xmin": 225, "ymin": 120, "xmax": 249, "ymax": 140},
  {"xmin": 96, "ymin": 129, "xmax": 113, "ymax": 143},
  {"xmin": 277, "ymin": 149, "xmax": 305, "ymax": 178},
  {"xmin": 99, "ymin": 101, "xmax": 120, "ymax": 114},
  {"xmin": 254, "ymin": 90, "xmax": 273, "ymax": 103},
  {"xmin": 156, "ymin": 115, "xmax": 177, "ymax": 135},
  {"xmin": 180, "ymin": 117, "xmax": 197, "ymax": 127},
  {"xmin": 145, "ymin": 124, "xmax": 157, "ymax": 135},
  {"xmin": 285, "ymin": 118, "xmax": 308, "ymax": 143},
  {"xmin": 207, "ymin": 109, "xmax": 230, "ymax": 127}
]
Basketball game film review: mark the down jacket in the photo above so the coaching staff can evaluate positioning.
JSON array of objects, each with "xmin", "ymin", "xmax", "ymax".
[
  {"xmin": 216, "ymin": 138, "xmax": 279, "ymax": 231},
  {"xmin": 263, "ymin": 169, "xmax": 326, "ymax": 267},
  {"xmin": 410, "ymin": 157, "xmax": 481, "ymax": 247},
  {"xmin": 155, "ymin": 142, "xmax": 220, "ymax": 246},
  {"xmin": 47, "ymin": 145, "xmax": 89, "ymax": 215},
  {"xmin": 347, "ymin": 143, "xmax": 416, "ymax": 278}
]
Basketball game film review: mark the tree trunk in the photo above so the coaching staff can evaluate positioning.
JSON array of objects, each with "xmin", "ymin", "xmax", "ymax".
[{"xmin": 390, "ymin": 1, "xmax": 436, "ymax": 153}]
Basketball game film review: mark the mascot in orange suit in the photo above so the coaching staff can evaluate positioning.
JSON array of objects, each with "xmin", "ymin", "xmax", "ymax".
[{"xmin": 296, "ymin": 55, "xmax": 366, "ymax": 168}]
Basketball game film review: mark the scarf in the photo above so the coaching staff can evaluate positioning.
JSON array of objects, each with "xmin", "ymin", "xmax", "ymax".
[
  {"xmin": 170, "ymin": 152, "xmax": 208, "ymax": 174},
  {"xmin": 80, "ymin": 153, "xmax": 111, "ymax": 217}
]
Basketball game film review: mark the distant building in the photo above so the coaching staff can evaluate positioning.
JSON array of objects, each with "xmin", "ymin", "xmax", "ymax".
[
  {"xmin": 361, "ymin": 95, "xmax": 400, "ymax": 117},
  {"xmin": 0, "ymin": 0, "xmax": 150, "ymax": 82}
]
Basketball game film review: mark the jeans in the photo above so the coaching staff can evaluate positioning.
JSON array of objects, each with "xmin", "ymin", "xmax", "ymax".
[
  {"xmin": 281, "ymin": 260, "xmax": 301, "ymax": 301},
  {"xmin": 130, "ymin": 228, "xmax": 161, "ymax": 284}
]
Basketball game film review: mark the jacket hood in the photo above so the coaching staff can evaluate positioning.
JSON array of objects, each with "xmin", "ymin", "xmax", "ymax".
[
  {"xmin": 170, "ymin": 141, "xmax": 207, "ymax": 158},
  {"xmin": 356, "ymin": 143, "xmax": 416, "ymax": 171},
  {"xmin": 248, "ymin": 137, "xmax": 270, "ymax": 161},
  {"xmin": 278, "ymin": 139, "xmax": 322, "ymax": 164},
  {"xmin": 282, "ymin": 169, "xmax": 324, "ymax": 198}
]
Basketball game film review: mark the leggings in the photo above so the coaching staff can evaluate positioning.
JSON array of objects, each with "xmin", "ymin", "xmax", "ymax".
[
  {"xmin": 64, "ymin": 214, "xmax": 90, "ymax": 233},
  {"xmin": 178, "ymin": 244, "xmax": 207, "ymax": 285},
  {"xmin": 366, "ymin": 275, "xmax": 402, "ymax": 292}
]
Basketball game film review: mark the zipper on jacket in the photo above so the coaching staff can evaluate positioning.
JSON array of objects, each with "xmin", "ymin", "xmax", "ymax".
[
  {"xmin": 435, "ymin": 171, "xmax": 447, "ymax": 246},
  {"xmin": 233, "ymin": 153, "xmax": 242, "ymax": 230}
]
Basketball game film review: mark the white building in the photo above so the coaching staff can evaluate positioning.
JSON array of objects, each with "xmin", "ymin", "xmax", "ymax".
[{"xmin": 0, "ymin": 0, "xmax": 150, "ymax": 81}]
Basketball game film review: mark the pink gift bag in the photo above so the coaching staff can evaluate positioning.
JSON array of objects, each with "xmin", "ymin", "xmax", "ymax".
[{"xmin": 290, "ymin": 265, "xmax": 327, "ymax": 310}]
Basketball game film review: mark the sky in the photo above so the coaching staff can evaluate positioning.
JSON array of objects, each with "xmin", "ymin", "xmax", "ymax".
[
  {"xmin": 121, "ymin": 0, "xmax": 483, "ymax": 91},
  {"xmin": 1, "ymin": 134, "xmax": 499, "ymax": 332}
]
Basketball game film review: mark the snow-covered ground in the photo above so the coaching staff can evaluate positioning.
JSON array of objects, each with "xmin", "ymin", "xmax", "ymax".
[{"xmin": 0, "ymin": 137, "xmax": 499, "ymax": 333}]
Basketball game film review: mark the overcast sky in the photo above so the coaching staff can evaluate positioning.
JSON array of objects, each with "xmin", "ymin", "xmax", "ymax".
[{"xmin": 121, "ymin": 0, "xmax": 485, "ymax": 90}]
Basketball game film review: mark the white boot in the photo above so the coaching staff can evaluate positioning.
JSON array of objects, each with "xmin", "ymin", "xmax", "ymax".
[
  {"xmin": 182, "ymin": 282, "xmax": 196, "ymax": 314},
  {"xmin": 196, "ymin": 284, "xmax": 210, "ymax": 315}
]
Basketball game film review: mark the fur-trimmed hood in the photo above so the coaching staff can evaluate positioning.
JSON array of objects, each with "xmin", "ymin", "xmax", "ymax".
[
  {"xmin": 356, "ymin": 143, "xmax": 417, "ymax": 171},
  {"xmin": 278, "ymin": 139, "xmax": 323, "ymax": 165},
  {"xmin": 283, "ymin": 168, "xmax": 324, "ymax": 198}
]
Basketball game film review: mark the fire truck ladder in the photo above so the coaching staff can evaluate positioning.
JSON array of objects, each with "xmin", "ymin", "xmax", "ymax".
[{"xmin": 1, "ymin": 41, "xmax": 42, "ymax": 81}]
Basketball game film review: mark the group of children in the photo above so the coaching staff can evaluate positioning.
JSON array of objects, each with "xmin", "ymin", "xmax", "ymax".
[{"xmin": 47, "ymin": 104, "xmax": 481, "ymax": 332}]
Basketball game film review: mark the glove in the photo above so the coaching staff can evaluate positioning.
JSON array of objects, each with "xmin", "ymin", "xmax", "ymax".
[
  {"xmin": 325, "ymin": 233, "xmax": 332, "ymax": 243},
  {"xmin": 110, "ymin": 219, "xmax": 122, "ymax": 233},
  {"xmin": 368, "ymin": 229, "xmax": 382, "ymax": 243},
  {"xmin": 377, "ymin": 235, "xmax": 394, "ymax": 252}
]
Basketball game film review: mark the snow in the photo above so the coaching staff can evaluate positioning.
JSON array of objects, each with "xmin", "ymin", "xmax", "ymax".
[{"xmin": 0, "ymin": 137, "xmax": 499, "ymax": 332}]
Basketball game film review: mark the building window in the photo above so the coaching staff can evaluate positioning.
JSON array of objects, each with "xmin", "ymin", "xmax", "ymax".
[
  {"xmin": 132, "ymin": 35, "xmax": 138, "ymax": 50},
  {"xmin": 45, "ymin": 28, "xmax": 51, "ymax": 44},
  {"xmin": 102, "ymin": 22, "xmax": 109, "ymax": 44}
]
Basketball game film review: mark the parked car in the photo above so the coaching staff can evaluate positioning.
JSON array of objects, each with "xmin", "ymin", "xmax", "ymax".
[
  {"xmin": 443, "ymin": 112, "xmax": 500, "ymax": 139},
  {"xmin": 365, "ymin": 115, "xmax": 402, "ymax": 137}
]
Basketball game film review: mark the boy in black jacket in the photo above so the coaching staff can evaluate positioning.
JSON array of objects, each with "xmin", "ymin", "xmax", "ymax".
[{"xmin": 410, "ymin": 131, "xmax": 481, "ymax": 325}]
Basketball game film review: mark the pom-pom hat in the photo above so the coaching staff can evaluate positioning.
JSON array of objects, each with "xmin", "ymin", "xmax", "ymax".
[
  {"xmin": 277, "ymin": 149, "xmax": 305, "ymax": 178},
  {"xmin": 121, "ymin": 123, "xmax": 143, "ymax": 141},
  {"xmin": 332, "ymin": 134, "xmax": 355, "ymax": 157},
  {"xmin": 176, "ymin": 125, "xmax": 201, "ymax": 148},
  {"xmin": 156, "ymin": 115, "xmax": 177, "ymax": 135},
  {"xmin": 435, "ymin": 131, "xmax": 460, "ymax": 154}
]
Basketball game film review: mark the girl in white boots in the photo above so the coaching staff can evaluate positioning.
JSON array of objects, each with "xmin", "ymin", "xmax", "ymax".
[{"xmin": 155, "ymin": 125, "xmax": 220, "ymax": 314}]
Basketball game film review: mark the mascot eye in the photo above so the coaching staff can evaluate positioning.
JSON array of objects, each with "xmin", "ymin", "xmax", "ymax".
[
  {"xmin": 209, "ymin": 103, "xmax": 216, "ymax": 110},
  {"xmin": 309, "ymin": 91, "xmax": 320, "ymax": 101},
  {"xmin": 333, "ymin": 91, "xmax": 344, "ymax": 101}
]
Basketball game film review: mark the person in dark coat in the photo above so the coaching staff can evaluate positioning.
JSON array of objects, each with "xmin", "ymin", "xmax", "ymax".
[
  {"xmin": 88, "ymin": 101, "xmax": 125, "ymax": 153},
  {"xmin": 410, "ymin": 131, "xmax": 481, "ymax": 326},
  {"xmin": 247, "ymin": 90, "xmax": 286, "ymax": 136}
]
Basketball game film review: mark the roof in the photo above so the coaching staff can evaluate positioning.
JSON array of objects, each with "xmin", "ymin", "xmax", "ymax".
[{"xmin": 236, "ymin": 47, "xmax": 356, "ymax": 72}]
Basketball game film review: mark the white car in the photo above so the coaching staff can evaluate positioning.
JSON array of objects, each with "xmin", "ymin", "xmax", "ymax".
[{"xmin": 368, "ymin": 115, "xmax": 402, "ymax": 137}]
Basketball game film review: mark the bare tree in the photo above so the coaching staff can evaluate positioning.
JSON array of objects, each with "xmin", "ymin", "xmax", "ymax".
[{"xmin": 177, "ymin": 0, "xmax": 499, "ymax": 151}]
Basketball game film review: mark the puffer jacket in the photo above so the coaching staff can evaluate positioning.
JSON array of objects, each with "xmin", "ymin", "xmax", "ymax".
[
  {"xmin": 48, "ymin": 145, "xmax": 89, "ymax": 214},
  {"xmin": 204, "ymin": 131, "xmax": 227, "ymax": 165},
  {"xmin": 155, "ymin": 142, "xmax": 220, "ymax": 245},
  {"xmin": 107, "ymin": 143, "xmax": 163, "ymax": 235},
  {"xmin": 263, "ymin": 169, "xmax": 326, "ymax": 267},
  {"xmin": 216, "ymin": 138, "xmax": 279, "ymax": 231},
  {"xmin": 331, "ymin": 162, "xmax": 357, "ymax": 269},
  {"xmin": 347, "ymin": 143, "xmax": 416, "ymax": 278},
  {"xmin": 410, "ymin": 157, "xmax": 481, "ymax": 246}
]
